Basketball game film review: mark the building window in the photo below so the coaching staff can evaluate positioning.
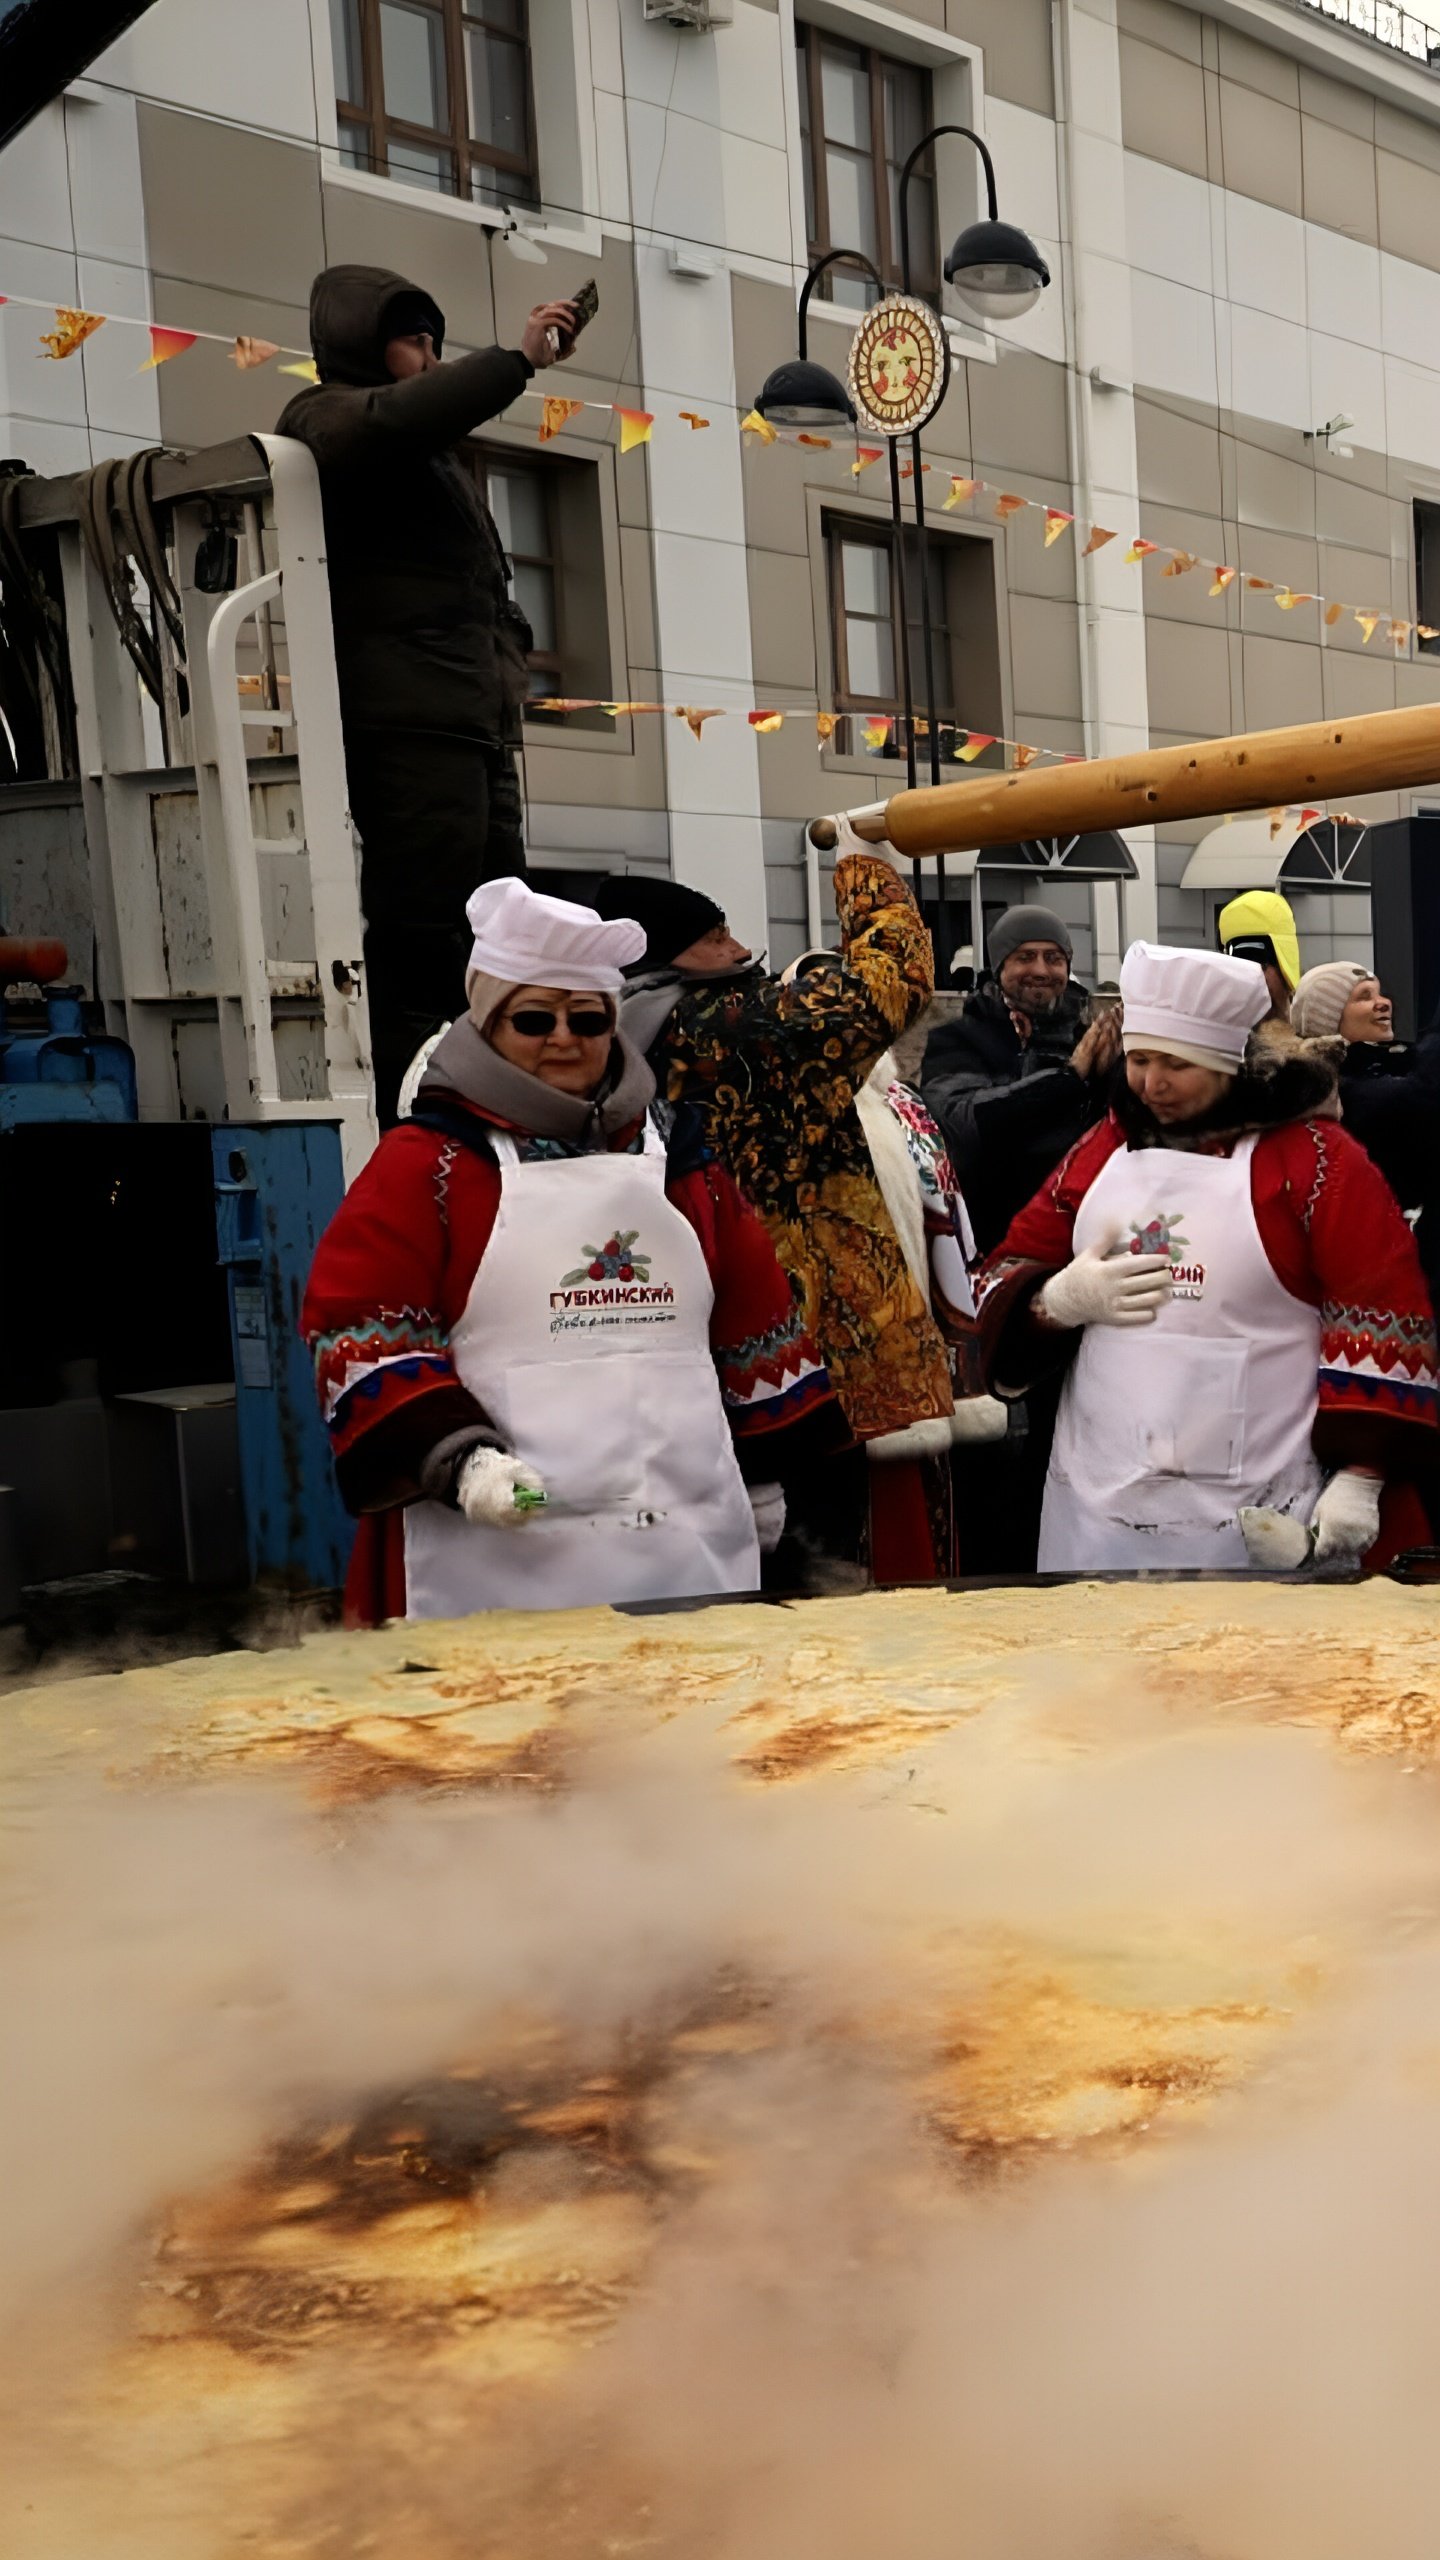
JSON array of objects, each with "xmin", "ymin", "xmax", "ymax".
[
  {"xmin": 824, "ymin": 514, "xmax": 1002, "ymax": 765},
  {"xmin": 796, "ymin": 24, "xmax": 940, "ymax": 311},
  {"xmin": 330, "ymin": 0, "xmax": 537, "ymax": 207},
  {"xmin": 480, "ymin": 454, "xmax": 563, "ymax": 705},
  {"xmin": 1416, "ymin": 500, "xmax": 1440, "ymax": 655},
  {"xmin": 455, "ymin": 447, "xmax": 613, "ymax": 719}
]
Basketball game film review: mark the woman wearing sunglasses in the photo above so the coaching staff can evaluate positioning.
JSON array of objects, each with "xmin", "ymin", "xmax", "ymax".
[{"xmin": 304, "ymin": 877, "xmax": 847, "ymax": 1624}]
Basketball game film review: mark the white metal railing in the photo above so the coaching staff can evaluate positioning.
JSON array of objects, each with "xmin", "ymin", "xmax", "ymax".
[{"xmin": 1294, "ymin": 0, "xmax": 1440, "ymax": 70}]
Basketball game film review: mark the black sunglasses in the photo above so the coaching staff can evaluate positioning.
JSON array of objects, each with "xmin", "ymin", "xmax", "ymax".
[{"xmin": 503, "ymin": 1003, "xmax": 614, "ymax": 1040}]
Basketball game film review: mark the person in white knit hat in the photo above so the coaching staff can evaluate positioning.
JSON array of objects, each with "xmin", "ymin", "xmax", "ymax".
[
  {"xmin": 1292, "ymin": 959, "xmax": 1440, "ymax": 1319},
  {"xmin": 303, "ymin": 878, "xmax": 847, "ymax": 1623},
  {"xmin": 974, "ymin": 942, "xmax": 1437, "ymax": 1574}
]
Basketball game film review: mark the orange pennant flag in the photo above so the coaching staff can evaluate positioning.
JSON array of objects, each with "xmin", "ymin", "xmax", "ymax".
[
  {"xmin": 1325, "ymin": 601, "xmax": 1345, "ymax": 626},
  {"xmin": 943, "ymin": 476, "xmax": 979, "ymax": 510},
  {"xmin": 1043, "ymin": 509, "xmax": 1074, "ymax": 547},
  {"xmin": 956, "ymin": 732, "xmax": 996, "ymax": 763},
  {"xmin": 1355, "ymin": 610, "xmax": 1380, "ymax": 644},
  {"xmin": 1268, "ymin": 809, "xmax": 1287, "ymax": 841},
  {"xmin": 851, "ymin": 447, "xmax": 883, "ymax": 477},
  {"xmin": 861, "ymin": 715, "xmax": 893, "ymax": 752},
  {"xmin": 616, "ymin": 408, "xmax": 653, "ymax": 453},
  {"xmin": 994, "ymin": 493, "xmax": 1026, "ymax": 520},
  {"xmin": 39, "ymin": 307, "xmax": 104, "ymax": 360},
  {"xmin": 815, "ymin": 711, "xmax": 837, "ymax": 743},
  {"xmin": 1012, "ymin": 742, "xmax": 1039, "ymax": 770},
  {"xmin": 740, "ymin": 409, "xmax": 777, "ymax": 445},
  {"xmin": 748, "ymin": 710, "xmax": 784, "ymax": 733},
  {"xmin": 232, "ymin": 335, "xmax": 280, "ymax": 369},
  {"xmin": 1299, "ymin": 807, "xmax": 1321, "ymax": 825},
  {"xmin": 1391, "ymin": 619, "xmax": 1412, "ymax": 649},
  {"xmin": 140, "ymin": 325, "xmax": 197, "ymax": 371},
  {"xmin": 797, "ymin": 432, "xmax": 832, "ymax": 449},
  {"xmin": 676, "ymin": 705, "xmax": 723, "ymax": 737},
  {"xmin": 539, "ymin": 395, "xmax": 584, "ymax": 441},
  {"xmin": 899, "ymin": 460, "xmax": 933, "ymax": 480},
  {"xmin": 679, "ymin": 410, "xmax": 710, "ymax": 430},
  {"xmin": 278, "ymin": 359, "xmax": 320, "ymax": 381},
  {"xmin": 1082, "ymin": 525, "xmax": 1116, "ymax": 555},
  {"xmin": 1209, "ymin": 566, "xmax": 1237, "ymax": 598},
  {"xmin": 1161, "ymin": 551, "xmax": 1199, "ymax": 578},
  {"xmin": 1123, "ymin": 539, "xmax": 1158, "ymax": 565},
  {"xmin": 1246, "ymin": 578, "xmax": 1272, "ymax": 593}
]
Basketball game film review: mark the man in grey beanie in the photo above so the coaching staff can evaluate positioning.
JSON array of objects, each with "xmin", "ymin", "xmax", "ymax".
[{"xmin": 920, "ymin": 902, "xmax": 1119, "ymax": 1255}]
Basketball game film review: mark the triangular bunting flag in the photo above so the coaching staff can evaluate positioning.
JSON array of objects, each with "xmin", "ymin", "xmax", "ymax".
[
  {"xmin": 1013, "ymin": 742, "xmax": 1039, "ymax": 770},
  {"xmin": 797, "ymin": 432, "xmax": 832, "ymax": 449},
  {"xmin": 1355, "ymin": 611, "xmax": 1379, "ymax": 644},
  {"xmin": 604, "ymin": 701, "xmax": 664, "ymax": 716},
  {"xmin": 748, "ymin": 710, "xmax": 784, "ymax": 732},
  {"xmin": 943, "ymin": 477, "xmax": 978, "ymax": 510},
  {"xmin": 679, "ymin": 410, "xmax": 710, "ymax": 429},
  {"xmin": 676, "ymin": 705, "xmax": 722, "ymax": 737},
  {"xmin": 1123, "ymin": 539, "xmax": 1158, "ymax": 565},
  {"xmin": 1419, "ymin": 625, "xmax": 1440, "ymax": 641},
  {"xmin": 740, "ymin": 409, "xmax": 777, "ymax": 444},
  {"xmin": 1268, "ymin": 809, "xmax": 1287, "ymax": 841},
  {"xmin": 851, "ymin": 447, "xmax": 883, "ymax": 477},
  {"xmin": 1246, "ymin": 578, "xmax": 1272, "ymax": 593},
  {"xmin": 1082, "ymin": 525, "xmax": 1117, "ymax": 555},
  {"xmin": 994, "ymin": 493, "xmax": 1026, "ymax": 520},
  {"xmin": 530, "ymin": 697, "xmax": 602, "ymax": 712},
  {"xmin": 39, "ymin": 307, "xmax": 104, "ymax": 360},
  {"xmin": 861, "ymin": 715, "xmax": 892, "ymax": 751},
  {"xmin": 1161, "ymin": 551, "xmax": 1199, "ymax": 578},
  {"xmin": 1043, "ymin": 509, "xmax": 1074, "ymax": 547},
  {"xmin": 232, "ymin": 335, "xmax": 280, "ymax": 369},
  {"xmin": 816, "ymin": 712, "xmax": 837, "ymax": 742},
  {"xmin": 140, "ymin": 326, "xmax": 197, "ymax": 371},
  {"xmin": 616, "ymin": 409, "xmax": 654, "ymax": 452},
  {"xmin": 899, "ymin": 460, "xmax": 932, "ymax": 481},
  {"xmin": 1391, "ymin": 619, "xmax": 1412, "ymax": 648},
  {"xmin": 1325, "ymin": 601, "xmax": 1345, "ymax": 626},
  {"xmin": 539, "ymin": 395, "xmax": 584, "ymax": 441},
  {"xmin": 956, "ymin": 732, "xmax": 995, "ymax": 762},
  {"xmin": 1210, "ymin": 567, "xmax": 1237, "ymax": 597},
  {"xmin": 278, "ymin": 359, "xmax": 320, "ymax": 381}
]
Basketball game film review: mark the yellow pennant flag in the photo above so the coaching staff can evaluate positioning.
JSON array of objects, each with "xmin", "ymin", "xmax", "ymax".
[
  {"xmin": 1123, "ymin": 538, "xmax": 1158, "ymax": 566},
  {"xmin": 956, "ymin": 732, "xmax": 995, "ymax": 762},
  {"xmin": 1161, "ymin": 551, "xmax": 1199, "ymax": 578},
  {"xmin": 1043, "ymin": 509, "xmax": 1074, "ymax": 547},
  {"xmin": 39, "ymin": 307, "xmax": 104, "ymax": 360},
  {"xmin": 1355, "ymin": 610, "xmax": 1380, "ymax": 644},
  {"xmin": 278, "ymin": 359, "xmax": 320, "ymax": 382},
  {"xmin": 943, "ymin": 476, "xmax": 978, "ymax": 510},
  {"xmin": 615, "ymin": 408, "xmax": 654, "ymax": 452},
  {"xmin": 1419, "ymin": 624, "xmax": 1439, "ymax": 641},
  {"xmin": 994, "ymin": 493, "xmax": 1026, "ymax": 520},
  {"xmin": 1082, "ymin": 525, "xmax": 1116, "ymax": 555},
  {"xmin": 676, "ymin": 705, "xmax": 723, "ymax": 737},
  {"xmin": 748, "ymin": 710, "xmax": 784, "ymax": 733},
  {"xmin": 851, "ymin": 446, "xmax": 883, "ymax": 477},
  {"xmin": 232, "ymin": 335, "xmax": 280, "ymax": 369},
  {"xmin": 140, "ymin": 326, "xmax": 197, "ymax": 371},
  {"xmin": 1210, "ymin": 566, "xmax": 1237, "ymax": 597},
  {"xmin": 1275, "ymin": 588, "xmax": 1316, "ymax": 613},
  {"xmin": 1012, "ymin": 742, "xmax": 1039, "ymax": 770},
  {"xmin": 539, "ymin": 395, "xmax": 584, "ymax": 441},
  {"xmin": 740, "ymin": 409, "xmax": 777, "ymax": 445},
  {"xmin": 1325, "ymin": 601, "xmax": 1345, "ymax": 626},
  {"xmin": 861, "ymin": 715, "xmax": 893, "ymax": 752},
  {"xmin": 815, "ymin": 711, "xmax": 837, "ymax": 743},
  {"xmin": 679, "ymin": 410, "xmax": 710, "ymax": 429}
]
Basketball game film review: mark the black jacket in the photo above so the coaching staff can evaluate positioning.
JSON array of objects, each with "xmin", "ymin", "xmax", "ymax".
[
  {"xmin": 920, "ymin": 980, "xmax": 1103, "ymax": 1253},
  {"xmin": 1337, "ymin": 1033, "xmax": 1440, "ymax": 1300},
  {"xmin": 275, "ymin": 264, "xmax": 534, "ymax": 747}
]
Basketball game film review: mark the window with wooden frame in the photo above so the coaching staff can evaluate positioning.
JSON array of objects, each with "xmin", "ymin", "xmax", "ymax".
[
  {"xmin": 824, "ymin": 513, "xmax": 1002, "ymax": 766},
  {"xmin": 330, "ymin": 0, "xmax": 537, "ymax": 206},
  {"xmin": 455, "ymin": 447, "xmax": 613, "ymax": 719},
  {"xmin": 796, "ymin": 24, "xmax": 940, "ymax": 312}
]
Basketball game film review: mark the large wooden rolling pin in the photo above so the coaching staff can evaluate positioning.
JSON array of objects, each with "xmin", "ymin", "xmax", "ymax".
[{"xmin": 811, "ymin": 702, "xmax": 1440, "ymax": 853}]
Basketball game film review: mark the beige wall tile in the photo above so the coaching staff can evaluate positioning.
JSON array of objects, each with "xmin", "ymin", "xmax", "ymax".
[
  {"xmin": 619, "ymin": 526, "xmax": 657, "ymax": 673},
  {"xmin": 1377, "ymin": 150, "xmax": 1440, "ymax": 274},
  {"xmin": 1146, "ymin": 618, "xmax": 1233, "ymax": 732},
  {"xmin": 1218, "ymin": 81, "xmax": 1302, "ymax": 217},
  {"xmin": 1301, "ymin": 116, "xmax": 1378, "ymax": 245},
  {"xmin": 945, "ymin": 0, "xmax": 1054, "ymax": 113},
  {"xmin": 1375, "ymin": 101, "xmax": 1440, "ymax": 174},
  {"xmin": 316, "ymin": 189, "xmax": 502, "ymax": 354},
  {"xmin": 1298, "ymin": 66, "xmax": 1374, "ymax": 140},
  {"xmin": 522, "ymin": 722, "xmax": 668, "ymax": 811},
  {"xmin": 740, "ymin": 439, "xmax": 813, "ymax": 558},
  {"xmin": 757, "ymin": 719, "xmax": 839, "ymax": 822},
  {"xmin": 1136, "ymin": 506, "xmax": 1232, "ymax": 622},
  {"xmin": 1395, "ymin": 654, "xmax": 1440, "ymax": 703},
  {"xmin": 969, "ymin": 348, "xmax": 1070, "ymax": 482},
  {"xmin": 1117, "ymin": 0, "xmax": 1202, "ymax": 65},
  {"xmin": 749, "ymin": 550, "xmax": 820, "ymax": 691},
  {"xmin": 1119, "ymin": 35, "xmax": 1210, "ymax": 182},
  {"xmin": 152, "ymin": 280, "xmax": 312, "ymax": 450},
  {"xmin": 1317, "ymin": 546, "xmax": 1396, "ymax": 647},
  {"xmin": 1315, "ymin": 475, "xmax": 1395, "ymax": 554},
  {"xmin": 1135, "ymin": 401, "xmax": 1223, "ymax": 515},
  {"xmin": 1240, "ymin": 631, "xmax": 1323, "ymax": 725},
  {"xmin": 1235, "ymin": 441, "xmax": 1315, "ymax": 536},
  {"xmin": 1007, "ymin": 592, "xmax": 1083, "ymax": 720},
  {"xmin": 1002, "ymin": 481, "xmax": 1079, "ymax": 602},
  {"xmin": 730, "ymin": 274, "xmax": 798, "ymax": 428},
  {"xmin": 138, "ymin": 104, "xmax": 323, "ymax": 306},
  {"xmin": 1322, "ymin": 650, "xmax": 1398, "ymax": 715},
  {"xmin": 1217, "ymin": 25, "xmax": 1299, "ymax": 105}
]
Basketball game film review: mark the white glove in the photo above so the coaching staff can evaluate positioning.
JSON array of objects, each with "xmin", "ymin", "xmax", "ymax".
[
  {"xmin": 946, "ymin": 1395, "xmax": 1009, "ymax": 1446},
  {"xmin": 1309, "ymin": 1467, "xmax": 1382, "ymax": 1566},
  {"xmin": 1037, "ymin": 1239, "xmax": 1172, "ymax": 1331},
  {"xmin": 866, "ymin": 1414, "xmax": 955, "ymax": 1464},
  {"xmin": 456, "ymin": 1445, "xmax": 546, "ymax": 1529},
  {"xmin": 748, "ymin": 1481, "xmax": 786, "ymax": 1553}
]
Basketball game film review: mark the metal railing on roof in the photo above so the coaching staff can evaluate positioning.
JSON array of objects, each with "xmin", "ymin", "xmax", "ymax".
[{"xmin": 1293, "ymin": 0, "xmax": 1440, "ymax": 72}]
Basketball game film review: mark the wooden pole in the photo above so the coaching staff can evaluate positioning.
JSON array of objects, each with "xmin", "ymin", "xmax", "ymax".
[{"xmin": 816, "ymin": 701, "xmax": 1440, "ymax": 855}]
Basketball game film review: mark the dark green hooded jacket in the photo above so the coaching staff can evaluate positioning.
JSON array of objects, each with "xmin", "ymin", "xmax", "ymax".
[{"xmin": 276, "ymin": 263, "xmax": 534, "ymax": 746}]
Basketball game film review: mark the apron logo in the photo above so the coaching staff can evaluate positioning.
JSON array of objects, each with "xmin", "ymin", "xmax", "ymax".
[
  {"xmin": 551, "ymin": 1228, "xmax": 677, "ymax": 1325},
  {"xmin": 1129, "ymin": 1212, "xmax": 1205, "ymax": 1300},
  {"xmin": 561, "ymin": 1229, "xmax": 652, "ymax": 1287}
]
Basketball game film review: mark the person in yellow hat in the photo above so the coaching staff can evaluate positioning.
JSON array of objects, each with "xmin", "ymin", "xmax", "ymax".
[{"xmin": 1218, "ymin": 889, "xmax": 1302, "ymax": 1022}]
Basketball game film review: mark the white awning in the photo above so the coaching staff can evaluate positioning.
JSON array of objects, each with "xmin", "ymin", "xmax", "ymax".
[{"xmin": 1180, "ymin": 816, "xmax": 1300, "ymax": 891}]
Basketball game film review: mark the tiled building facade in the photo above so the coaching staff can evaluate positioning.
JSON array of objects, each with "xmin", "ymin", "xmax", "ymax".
[{"xmin": 3, "ymin": 0, "xmax": 1440, "ymax": 974}]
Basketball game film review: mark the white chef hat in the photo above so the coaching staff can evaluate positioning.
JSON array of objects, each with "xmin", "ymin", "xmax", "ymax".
[
  {"xmin": 464, "ymin": 876, "xmax": 647, "ymax": 995},
  {"xmin": 1119, "ymin": 940, "xmax": 1270, "ymax": 1073}
]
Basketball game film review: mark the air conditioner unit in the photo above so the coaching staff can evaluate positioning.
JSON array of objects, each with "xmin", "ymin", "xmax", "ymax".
[{"xmin": 642, "ymin": 0, "xmax": 733, "ymax": 27}]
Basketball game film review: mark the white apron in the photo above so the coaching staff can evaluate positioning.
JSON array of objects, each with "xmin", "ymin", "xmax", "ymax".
[
  {"xmin": 403, "ymin": 1116, "xmax": 760, "ymax": 1618},
  {"xmin": 1038, "ymin": 1136, "xmax": 1322, "ymax": 1572}
]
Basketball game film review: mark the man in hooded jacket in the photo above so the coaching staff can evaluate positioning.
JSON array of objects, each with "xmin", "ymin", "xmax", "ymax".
[{"xmin": 277, "ymin": 263, "xmax": 579, "ymax": 1122}]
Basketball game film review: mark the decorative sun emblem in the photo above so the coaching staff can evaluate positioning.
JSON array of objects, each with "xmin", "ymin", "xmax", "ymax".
[{"xmin": 846, "ymin": 294, "xmax": 950, "ymax": 439}]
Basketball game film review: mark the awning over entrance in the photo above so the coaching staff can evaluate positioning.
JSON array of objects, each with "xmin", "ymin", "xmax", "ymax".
[
  {"xmin": 911, "ymin": 830, "xmax": 1137, "ymax": 883},
  {"xmin": 1181, "ymin": 814, "xmax": 1372, "ymax": 894}
]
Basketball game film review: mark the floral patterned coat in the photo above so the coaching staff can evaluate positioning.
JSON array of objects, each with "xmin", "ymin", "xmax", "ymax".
[{"xmin": 642, "ymin": 852, "xmax": 953, "ymax": 1441}]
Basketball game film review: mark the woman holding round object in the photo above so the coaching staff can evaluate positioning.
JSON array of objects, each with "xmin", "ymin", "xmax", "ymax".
[
  {"xmin": 304, "ymin": 877, "xmax": 846, "ymax": 1623},
  {"xmin": 1292, "ymin": 962, "xmax": 1440, "ymax": 1305},
  {"xmin": 977, "ymin": 943, "xmax": 1437, "ymax": 1574}
]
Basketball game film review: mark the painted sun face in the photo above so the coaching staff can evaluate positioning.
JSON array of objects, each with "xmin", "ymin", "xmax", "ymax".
[{"xmin": 847, "ymin": 295, "xmax": 949, "ymax": 437}]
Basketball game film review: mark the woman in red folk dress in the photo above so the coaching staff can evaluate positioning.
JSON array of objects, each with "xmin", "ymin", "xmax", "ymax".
[
  {"xmin": 304, "ymin": 877, "xmax": 847, "ymax": 1625},
  {"xmin": 976, "ymin": 942, "xmax": 1437, "ymax": 1575}
]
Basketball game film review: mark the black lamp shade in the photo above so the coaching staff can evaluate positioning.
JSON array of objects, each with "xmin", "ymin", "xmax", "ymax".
[
  {"xmin": 755, "ymin": 358, "xmax": 855, "ymax": 428},
  {"xmin": 944, "ymin": 217, "xmax": 1051, "ymax": 319}
]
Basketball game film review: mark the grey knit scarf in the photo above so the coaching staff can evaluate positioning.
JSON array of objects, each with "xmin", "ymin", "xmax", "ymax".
[
  {"xmin": 417, "ymin": 1013, "xmax": 656, "ymax": 1149},
  {"xmin": 620, "ymin": 958, "xmax": 768, "ymax": 1057}
]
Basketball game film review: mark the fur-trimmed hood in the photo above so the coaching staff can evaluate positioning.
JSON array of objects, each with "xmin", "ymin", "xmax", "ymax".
[{"xmin": 1113, "ymin": 1024, "xmax": 1341, "ymax": 1151}]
